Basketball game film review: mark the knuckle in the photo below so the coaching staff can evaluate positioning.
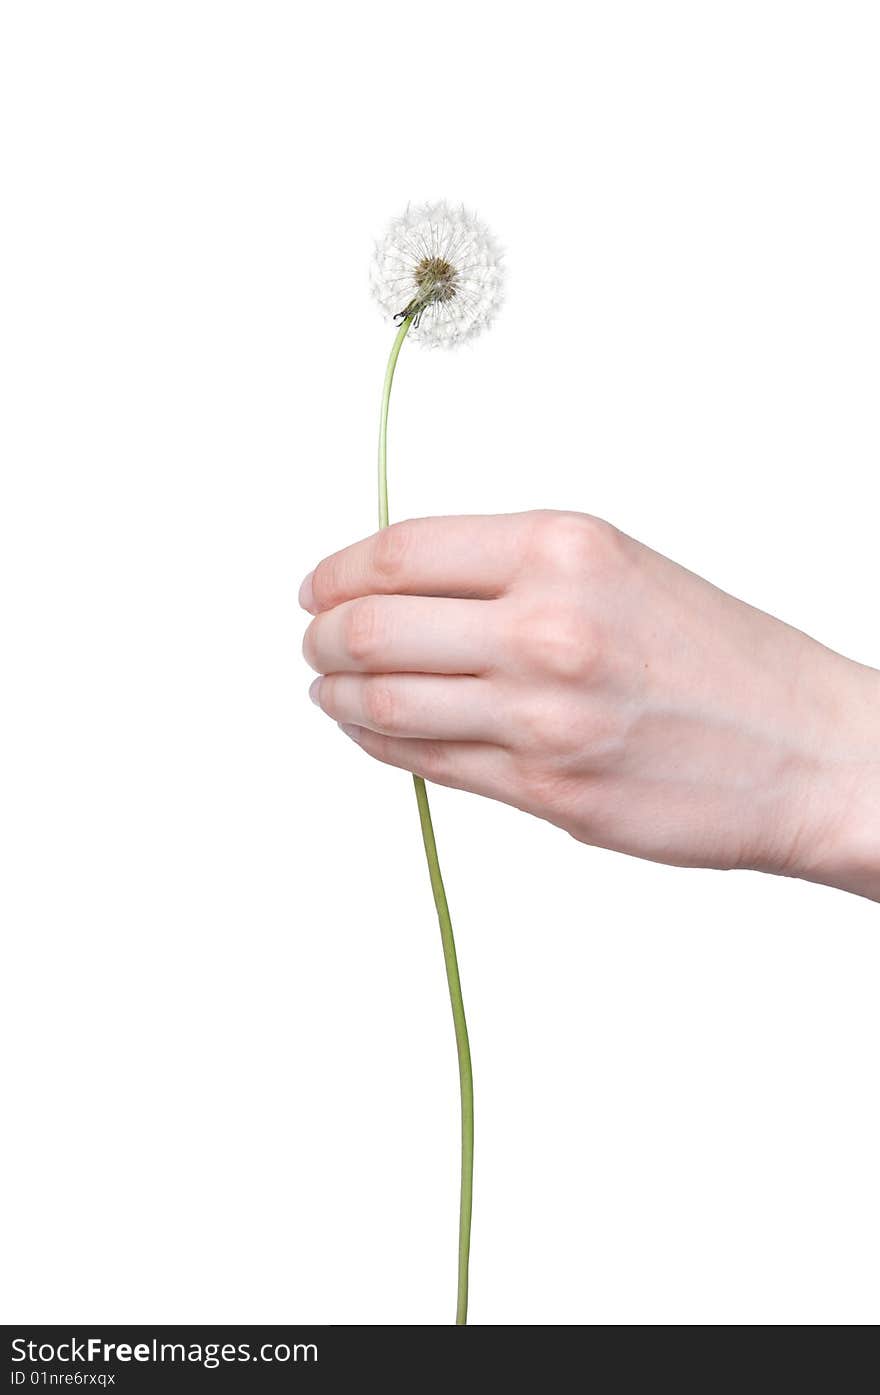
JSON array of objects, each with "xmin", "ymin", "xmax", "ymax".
[
  {"xmin": 515, "ymin": 607, "xmax": 599, "ymax": 682},
  {"xmin": 315, "ymin": 673, "xmax": 338, "ymax": 716},
  {"xmin": 373, "ymin": 520, "xmax": 415, "ymax": 583},
  {"xmin": 514, "ymin": 693, "xmax": 577, "ymax": 754},
  {"xmin": 310, "ymin": 555, "xmax": 341, "ymax": 612},
  {"xmin": 414, "ymin": 740, "xmax": 448, "ymax": 782},
  {"xmin": 529, "ymin": 510, "xmax": 616, "ymax": 577},
  {"xmin": 513, "ymin": 746, "xmax": 595, "ymax": 828},
  {"xmin": 363, "ymin": 678, "xmax": 398, "ymax": 731},
  {"xmin": 302, "ymin": 619, "xmax": 319, "ymax": 670},
  {"xmin": 343, "ymin": 598, "xmax": 382, "ymax": 663},
  {"xmin": 509, "ymin": 748, "xmax": 572, "ymax": 808}
]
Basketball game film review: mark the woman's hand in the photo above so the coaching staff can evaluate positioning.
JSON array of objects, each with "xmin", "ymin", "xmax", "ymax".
[{"xmin": 300, "ymin": 511, "xmax": 880, "ymax": 900}]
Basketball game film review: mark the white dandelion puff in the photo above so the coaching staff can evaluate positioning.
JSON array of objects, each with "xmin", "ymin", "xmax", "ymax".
[{"xmin": 371, "ymin": 201, "xmax": 505, "ymax": 348}]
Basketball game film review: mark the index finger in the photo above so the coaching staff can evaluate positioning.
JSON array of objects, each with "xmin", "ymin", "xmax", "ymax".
[{"xmin": 299, "ymin": 513, "xmax": 529, "ymax": 614}]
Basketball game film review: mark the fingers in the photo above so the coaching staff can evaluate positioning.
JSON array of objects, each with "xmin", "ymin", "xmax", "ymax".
[
  {"xmin": 311, "ymin": 673, "xmax": 502, "ymax": 743},
  {"xmin": 299, "ymin": 514, "xmax": 531, "ymax": 614},
  {"xmin": 338, "ymin": 724, "xmax": 517, "ymax": 803},
  {"xmin": 303, "ymin": 594, "xmax": 502, "ymax": 676}
]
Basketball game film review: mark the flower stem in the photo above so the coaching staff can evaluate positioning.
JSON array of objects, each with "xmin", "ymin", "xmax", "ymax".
[
  {"xmin": 377, "ymin": 315, "xmax": 412, "ymax": 530},
  {"xmin": 378, "ymin": 315, "xmax": 474, "ymax": 1326}
]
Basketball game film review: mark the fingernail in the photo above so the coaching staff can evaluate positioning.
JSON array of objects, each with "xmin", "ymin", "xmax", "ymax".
[
  {"xmin": 308, "ymin": 677, "xmax": 322, "ymax": 706},
  {"xmin": 338, "ymin": 722, "xmax": 362, "ymax": 742},
  {"xmin": 298, "ymin": 570, "xmax": 316, "ymax": 612}
]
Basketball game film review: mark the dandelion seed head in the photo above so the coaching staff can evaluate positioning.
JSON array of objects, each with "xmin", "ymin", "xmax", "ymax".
[{"xmin": 371, "ymin": 201, "xmax": 504, "ymax": 348}]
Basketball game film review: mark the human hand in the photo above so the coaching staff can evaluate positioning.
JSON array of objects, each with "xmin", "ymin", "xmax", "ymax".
[{"xmin": 301, "ymin": 511, "xmax": 880, "ymax": 900}]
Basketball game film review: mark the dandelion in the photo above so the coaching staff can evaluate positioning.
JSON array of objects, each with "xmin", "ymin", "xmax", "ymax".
[
  {"xmin": 370, "ymin": 203, "xmax": 504, "ymax": 1323},
  {"xmin": 371, "ymin": 200, "xmax": 504, "ymax": 348}
]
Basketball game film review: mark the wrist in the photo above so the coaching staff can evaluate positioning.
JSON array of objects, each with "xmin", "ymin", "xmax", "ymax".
[{"xmin": 791, "ymin": 660, "xmax": 880, "ymax": 901}]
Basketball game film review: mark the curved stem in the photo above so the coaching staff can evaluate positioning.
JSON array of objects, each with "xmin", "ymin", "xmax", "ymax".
[
  {"xmin": 378, "ymin": 316, "xmax": 474, "ymax": 1326},
  {"xmin": 378, "ymin": 317, "xmax": 412, "ymax": 531},
  {"xmin": 412, "ymin": 774, "xmax": 474, "ymax": 1325}
]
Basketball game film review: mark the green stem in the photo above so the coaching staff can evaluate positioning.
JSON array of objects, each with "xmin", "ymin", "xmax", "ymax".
[
  {"xmin": 378, "ymin": 315, "xmax": 474, "ymax": 1326},
  {"xmin": 378, "ymin": 316, "xmax": 412, "ymax": 530}
]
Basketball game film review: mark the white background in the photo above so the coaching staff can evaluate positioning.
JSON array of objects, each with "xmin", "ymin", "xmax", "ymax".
[{"xmin": 2, "ymin": 1, "xmax": 878, "ymax": 1325}]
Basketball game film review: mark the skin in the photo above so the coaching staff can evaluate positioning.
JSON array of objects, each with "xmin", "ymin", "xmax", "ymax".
[{"xmin": 300, "ymin": 511, "xmax": 880, "ymax": 902}]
